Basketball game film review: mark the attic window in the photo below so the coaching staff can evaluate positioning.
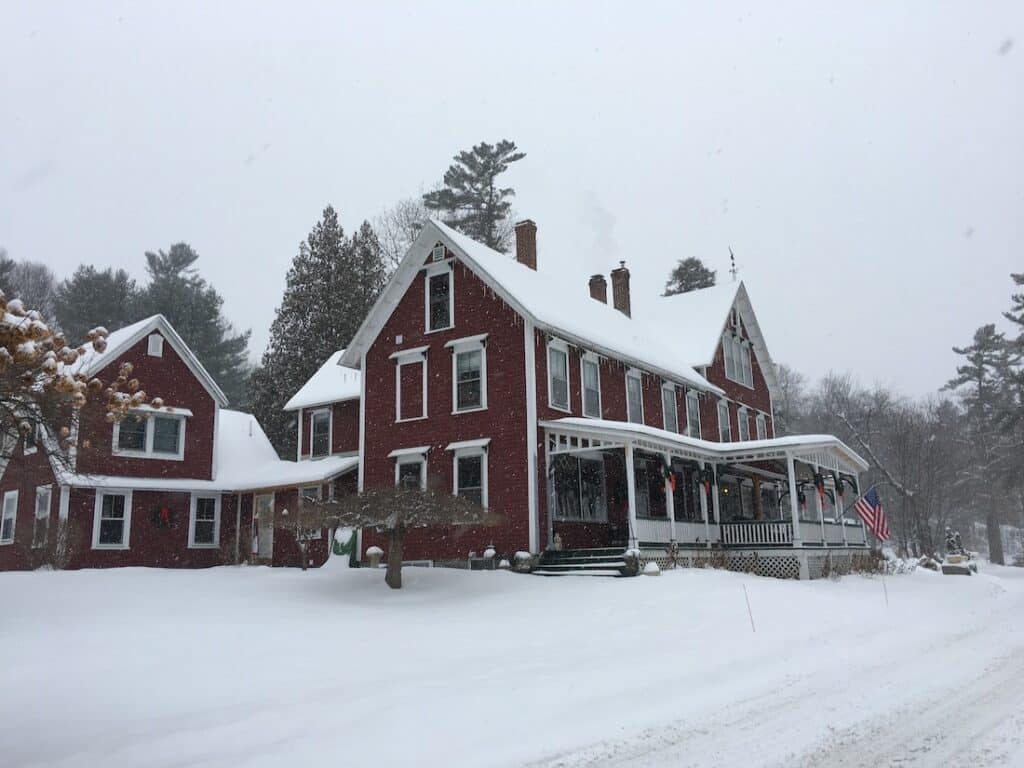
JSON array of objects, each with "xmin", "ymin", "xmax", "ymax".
[
  {"xmin": 147, "ymin": 334, "xmax": 164, "ymax": 357},
  {"xmin": 431, "ymin": 244, "xmax": 446, "ymax": 262}
]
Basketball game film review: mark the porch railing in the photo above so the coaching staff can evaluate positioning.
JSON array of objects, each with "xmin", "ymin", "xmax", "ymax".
[
  {"xmin": 635, "ymin": 518, "xmax": 716, "ymax": 545},
  {"xmin": 824, "ymin": 521, "xmax": 846, "ymax": 545},
  {"xmin": 721, "ymin": 521, "xmax": 794, "ymax": 546}
]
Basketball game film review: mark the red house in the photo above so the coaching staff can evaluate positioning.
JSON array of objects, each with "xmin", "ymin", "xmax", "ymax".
[
  {"xmin": 0, "ymin": 315, "xmax": 356, "ymax": 571},
  {"xmin": 329, "ymin": 218, "xmax": 869, "ymax": 579}
]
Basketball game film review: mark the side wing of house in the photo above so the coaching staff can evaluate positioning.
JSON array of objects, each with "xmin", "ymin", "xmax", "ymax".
[{"xmin": 0, "ymin": 430, "xmax": 63, "ymax": 570}]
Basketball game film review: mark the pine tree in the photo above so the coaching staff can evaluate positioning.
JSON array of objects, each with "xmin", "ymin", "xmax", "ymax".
[
  {"xmin": 250, "ymin": 207, "xmax": 387, "ymax": 457},
  {"xmin": 138, "ymin": 244, "xmax": 252, "ymax": 406},
  {"xmin": 663, "ymin": 257, "xmax": 716, "ymax": 296},
  {"xmin": 52, "ymin": 265, "xmax": 142, "ymax": 343},
  {"xmin": 0, "ymin": 249, "xmax": 14, "ymax": 296},
  {"xmin": 423, "ymin": 140, "xmax": 525, "ymax": 251}
]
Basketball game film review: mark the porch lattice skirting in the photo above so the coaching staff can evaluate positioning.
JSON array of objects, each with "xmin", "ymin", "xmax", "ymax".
[{"xmin": 637, "ymin": 547, "xmax": 858, "ymax": 580}]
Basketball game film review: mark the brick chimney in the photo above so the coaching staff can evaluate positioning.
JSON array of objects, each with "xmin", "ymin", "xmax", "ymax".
[
  {"xmin": 610, "ymin": 261, "xmax": 631, "ymax": 317},
  {"xmin": 589, "ymin": 274, "xmax": 608, "ymax": 303},
  {"xmin": 514, "ymin": 219, "xmax": 537, "ymax": 270}
]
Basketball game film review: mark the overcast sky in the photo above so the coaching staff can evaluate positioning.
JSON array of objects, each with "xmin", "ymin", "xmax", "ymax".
[{"xmin": 3, "ymin": 2, "xmax": 1021, "ymax": 396}]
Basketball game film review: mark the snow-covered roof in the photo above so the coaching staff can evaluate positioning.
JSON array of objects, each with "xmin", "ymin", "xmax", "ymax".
[
  {"xmin": 57, "ymin": 409, "xmax": 357, "ymax": 492},
  {"xmin": 341, "ymin": 220, "xmax": 721, "ymax": 394},
  {"xmin": 541, "ymin": 416, "xmax": 870, "ymax": 474},
  {"xmin": 284, "ymin": 349, "xmax": 361, "ymax": 411},
  {"xmin": 70, "ymin": 315, "xmax": 229, "ymax": 407}
]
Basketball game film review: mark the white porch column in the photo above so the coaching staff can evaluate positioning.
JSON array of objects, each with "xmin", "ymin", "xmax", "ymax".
[
  {"xmin": 699, "ymin": 461, "xmax": 711, "ymax": 548},
  {"xmin": 711, "ymin": 463, "xmax": 721, "ymax": 528},
  {"xmin": 625, "ymin": 441, "xmax": 638, "ymax": 550},
  {"xmin": 664, "ymin": 453, "xmax": 676, "ymax": 544},
  {"xmin": 837, "ymin": 475, "xmax": 849, "ymax": 546},
  {"xmin": 544, "ymin": 438, "xmax": 554, "ymax": 550},
  {"xmin": 787, "ymin": 454, "xmax": 802, "ymax": 547}
]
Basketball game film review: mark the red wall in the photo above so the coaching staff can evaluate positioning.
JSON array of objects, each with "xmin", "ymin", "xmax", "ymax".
[
  {"xmin": 360, "ymin": 256, "xmax": 530, "ymax": 562},
  {"xmin": 298, "ymin": 399, "xmax": 360, "ymax": 458},
  {"xmin": 0, "ymin": 438, "xmax": 61, "ymax": 570},
  {"xmin": 75, "ymin": 332, "xmax": 218, "ymax": 480}
]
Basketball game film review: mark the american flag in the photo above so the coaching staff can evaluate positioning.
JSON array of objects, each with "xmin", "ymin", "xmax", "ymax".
[{"xmin": 854, "ymin": 487, "xmax": 890, "ymax": 541}]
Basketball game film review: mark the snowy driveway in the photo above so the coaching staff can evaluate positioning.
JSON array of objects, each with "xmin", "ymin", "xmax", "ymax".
[{"xmin": 2, "ymin": 561, "xmax": 1022, "ymax": 767}]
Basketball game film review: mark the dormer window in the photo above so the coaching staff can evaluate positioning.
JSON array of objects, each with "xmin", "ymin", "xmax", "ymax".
[
  {"xmin": 310, "ymin": 409, "xmax": 331, "ymax": 458},
  {"xmin": 113, "ymin": 412, "xmax": 186, "ymax": 460},
  {"xmin": 147, "ymin": 334, "xmax": 164, "ymax": 357},
  {"xmin": 426, "ymin": 266, "xmax": 453, "ymax": 332}
]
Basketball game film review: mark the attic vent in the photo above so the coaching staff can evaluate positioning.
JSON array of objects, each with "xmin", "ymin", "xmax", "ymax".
[
  {"xmin": 147, "ymin": 334, "xmax": 164, "ymax": 357},
  {"xmin": 431, "ymin": 244, "xmax": 446, "ymax": 262}
]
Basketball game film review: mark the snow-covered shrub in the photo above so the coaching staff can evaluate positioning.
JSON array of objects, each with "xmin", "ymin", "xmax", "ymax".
[{"xmin": 642, "ymin": 562, "xmax": 661, "ymax": 576}]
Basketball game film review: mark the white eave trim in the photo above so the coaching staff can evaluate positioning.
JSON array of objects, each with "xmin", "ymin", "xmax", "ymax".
[
  {"xmin": 131, "ymin": 405, "xmax": 194, "ymax": 417},
  {"xmin": 445, "ymin": 438, "xmax": 491, "ymax": 452},
  {"xmin": 389, "ymin": 345, "xmax": 430, "ymax": 360},
  {"xmin": 387, "ymin": 446, "xmax": 431, "ymax": 459}
]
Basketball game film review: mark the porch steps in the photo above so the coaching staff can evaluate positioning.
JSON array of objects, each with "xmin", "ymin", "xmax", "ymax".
[{"xmin": 534, "ymin": 547, "xmax": 630, "ymax": 577}]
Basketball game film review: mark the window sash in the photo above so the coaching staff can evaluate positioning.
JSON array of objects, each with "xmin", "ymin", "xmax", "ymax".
[
  {"xmin": 738, "ymin": 410, "xmax": 751, "ymax": 441},
  {"xmin": 718, "ymin": 401, "xmax": 731, "ymax": 442},
  {"xmin": 456, "ymin": 455, "xmax": 483, "ymax": 506},
  {"xmin": 397, "ymin": 459, "xmax": 424, "ymax": 490},
  {"xmin": 756, "ymin": 414, "xmax": 767, "ymax": 440},
  {"xmin": 740, "ymin": 343, "xmax": 753, "ymax": 387},
  {"xmin": 662, "ymin": 386, "xmax": 678, "ymax": 432},
  {"xmin": 549, "ymin": 348, "xmax": 569, "ymax": 409},
  {"xmin": 99, "ymin": 494, "xmax": 127, "ymax": 546},
  {"xmin": 455, "ymin": 350, "xmax": 483, "ymax": 410},
  {"xmin": 192, "ymin": 497, "xmax": 218, "ymax": 546},
  {"xmin": 582, "ymin": 359, "xmax": 601, "ymax": 417},
  {"xmin": 724, "ymin": 336, "xmax": 736, "ymax": 380},
  {"xmin": 428, "ymin": 272, "xmax": 451, "ymax": 331},
  {"xmin": 1, "ymin": 492, "xmax": 16, "ymax": 543},
  {"xmin": 626, "ymin": 374, "xmax": 643, "ymax": 424},
  {"xmin": 152, "ymin": 416, "xmax": 181, "ymax": 454},
  {"xmin": 311, "ymin": 411, "xmax": 330, "ymax": 456},
  {"xmin": 686, "ymin": 394, "xmax": 701, "ymax": 438},
  {"xmin": 117, "ymin": 416, "xmax": 147, "ymax": 451},
  {"xmin": 33, "ymin": 487, "xmax": 51, "ymax": 548}
]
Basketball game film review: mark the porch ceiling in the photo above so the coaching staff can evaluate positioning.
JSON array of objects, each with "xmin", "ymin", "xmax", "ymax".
[{"xmin": 539, "ymin": 417, "xmax": 869, "ymax": 476}]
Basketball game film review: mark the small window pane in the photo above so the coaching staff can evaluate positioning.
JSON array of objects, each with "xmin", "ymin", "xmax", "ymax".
[
  {"xmin": 428, "ymin": 272, "xmax": 451, "ymax": 330},
  {"xmin": 193, "ymin": 497, "xmax": 217, "ymax": 545},
  {"xmin": 718, "ymin": 401, "xmax": 731, "ymax": 442},
  {"xmin": 738, "ymin": 411, "xmax": 750, "ymax": 441},
  {"xmin": 549, "ymin": 348, "xmax": 568, "ymax": 409},
  {"xmin": 724, "ymin": 337, "xmax": 736, "ymax": 380},
  {"xmin": 311, "ymin": 411, "xmax": 330, "ymax": 457},
  {"xmin": 398, "ymin": 461, "xmax": 423, "ymax": 490},
  {"xmin": 687, "ymin": 394, "xmax": 701, "ymax": 438},
  {"xmin": 456, "ymin": 350, "xmax": 482, "ymax": 410},
  {"xmin": 152, "ymin": 417, "xmax": 181, "ymax": 454},
  {"xmin": 33, "ymin": 488, "xmax": 51, "ymax": 548},
  {"xmin": 99, "ymin": 494, "xmax": 126, "ymax": 545},
  {"xmin": 627, "ymin": 375, "xmax": 643, "ymax": 424},
  {"xmin": 756, "ymin": 415, "xmax": 767, "ymax": 440},
  {"xmin": 583, "ymin": 359, "xmax": 600, "ymax": 417},
  {"xmin": 552, "ymin": 455, "xmax": 582, "ymax": 519},
  {"xmin": 118, "ymin": 416, "xmax": 146, "ymax": 451},
  {"xmin": 579, "ymin": 458, "xmax": 606, "ymax": 521},
  {"xmin": 456, "ymin": 455, "xmax": 483, "ymax": 506}
]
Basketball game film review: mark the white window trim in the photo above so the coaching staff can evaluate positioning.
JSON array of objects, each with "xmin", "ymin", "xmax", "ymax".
[
  {"xmin": 547, "ymin": 340, "xmax": 571, "ymax": 413},
  {"xmin": 1, "ymin": 490, "xmax": 18, "ymax": 544},
  {"xmin": 424, "ymin": 262, "xmax": 455, "ymax": 334},
  {"xmin": 756, "ymin": 412, "xmax": 767, "ymax": 440},
  {"xmin": 188, "ymin": 493, "xmax": 221, "ymax": 549},
  {"xmin": 686, "ymin": 390, "xmax": 702, "ymax": 439},
  {"xmin": 717, "ymin": 400, "xmax": 732, "ymax": 443},
  {"xmin": 33, "ymin": 484, "xmax": 52, "ymax": 548},
  {"xmin": 450, "ymin": 337, "xmax": 488, "ymax": 414},
  {"xmin": 147, "ymin": 333, "xmax": 164, "ymax": 357},
  {"xmin": 394, "ymin": 453, "xmax": 427, "ymax": 490},
  {"xmin": 451, "ymin": 444, "xmax": 489, "ymax": 509},
  {"xmin": 662, "ymin": 382, "xmax": 679, "ymax": 433},
  {"xmin": 112, "ymin": 412, "xmax": 187, "ymax": 461},
  {"xmin": 92, "ymin": 489, "xmax": 133, "ymax": 550},
  {"xmin": 580, "ymin": 353, "xmax": 602, "ymax": 419},
  {"xmin": 395, "ymin": 356, "xmax": 428, "ymax": 423},
  {"xmin": 738, "ymin": 407, "xmax": 751, "ymax": 442},
  {"xmin": 626, "ymin": 368, "xmax": 645, "ymax": 424},
  {"xmin": 309, "ymin": 407, "xmax": 332, "ymax": 458}
]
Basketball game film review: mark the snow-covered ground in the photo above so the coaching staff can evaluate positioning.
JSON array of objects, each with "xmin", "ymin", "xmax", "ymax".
[{"xmin": 2, "ymin": 559, "xmax": 1022, "ymax": 768}]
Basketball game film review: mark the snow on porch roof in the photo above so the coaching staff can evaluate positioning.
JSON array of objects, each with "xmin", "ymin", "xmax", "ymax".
[
  {"xmin": 284, "ymin": 349, "xmax": 361, "ymax": 411},
  {"xmin": 540, "ymin": 417, "xmax": 870, "ymax": 474},
  {"xmin": 340, "ymin": 220, "xmax": 722, "ymax": 395}
]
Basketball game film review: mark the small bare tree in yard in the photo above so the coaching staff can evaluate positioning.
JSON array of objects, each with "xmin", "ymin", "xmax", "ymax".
[
  {"xmin": 277, "ymin": 492, "xmax": 331, "ymax": 572},
  {"xmin": 312, "ymin": 487, "xmax": 501, "ymax": 589}
]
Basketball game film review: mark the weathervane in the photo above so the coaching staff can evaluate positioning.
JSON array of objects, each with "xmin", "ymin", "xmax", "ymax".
[{"xmin": 729, "ymin": 247, "xmax": 738, "ymax": 282}]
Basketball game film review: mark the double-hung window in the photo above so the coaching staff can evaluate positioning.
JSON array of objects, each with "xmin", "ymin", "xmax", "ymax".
[
  {"xmin": 310, "ymin": 409, "xmax": 331, "ymax": 457},
  {"xmin": 717, "ymin": 400, "xmax": 732, "ymax": 442},
  {"xmin": 723, "ymin": 334, "xmax": 754, "ymax": 387},
  {"xmin": 756, "ymin": 413, "xmax": 767, "ymax": 440},
  {"xmin": 189, "ymin": 494, "xmax": 220, "ymax": 548},
  {"xmin": 33, "ymin": 485, "xmax": 51, "ymax": 548},
  {"xmin": 455, "ymin": 453, "xmax": 487, "ymax": 507},
  {"xmin": 447, "ymin": 335, "xmax": 487, "ymax": 413},
  {"xmin": 686, "ymin": 391, "xmax": 702, "ymax": 439},
  {"xmin": 1, "ymin": 491, "xmax": 17, "ymax": 544},
  {"xmin": 662, "ymin": 383, "xmax": 678, "ymax": 432},
  {"xmin": 114, "ymin": 412, "xmax": 186, "ymax": 460},
  {"xmin": 426, "ymin": 267, "xmax": 453, "ymax": 332},
  {"xmin": 581, "ymin": 355, "xmax": 601, "ymax": 418},
  {"xmin": 392, "ymin": 448, "xmax": 429, "ymax": 491},
  {"xmin": 548, "ymin": 343, "xmax": 570, "ymax": 411},
  {"xmin": 626, "ymin": 369, "xmax": 644, "ymax": 424},
  {"xmin": 93, "ymin": 490, "xmax": 132, "ymax": 549},
  {"xmin": 738, "ymin": 408, "xmax": 751, "ymax": 441}
]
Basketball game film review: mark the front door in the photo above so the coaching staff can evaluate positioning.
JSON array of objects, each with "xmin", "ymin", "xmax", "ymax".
[{"xmin": 255, "ymin": 493, "xmax": 274, "ymax": 559}]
